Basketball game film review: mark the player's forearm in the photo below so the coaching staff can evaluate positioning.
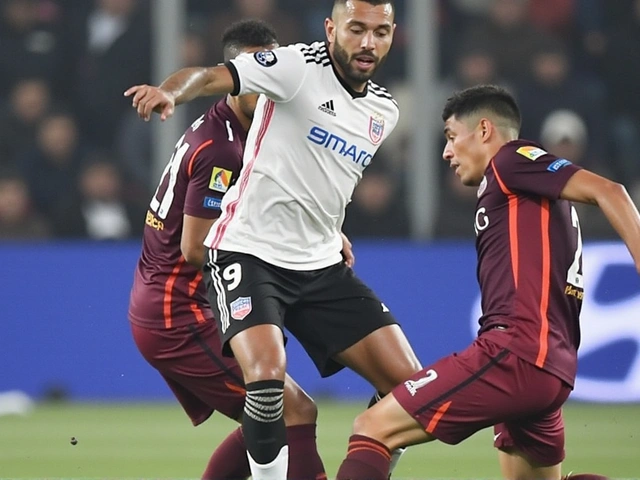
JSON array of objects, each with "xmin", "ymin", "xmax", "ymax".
[
  {"xmin": 596, "ymin": 182, "xmax": 640, "ymax": 271},
  {"xmin": 159, "ymin": 66, "xmax": 228, "ymax": 105}
]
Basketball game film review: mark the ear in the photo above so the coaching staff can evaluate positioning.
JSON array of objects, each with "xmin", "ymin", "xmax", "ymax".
[
  {"xmin": 478, "ymin": 118, "xmax": 493, "ymax": 143},
  {"xmin": 325, "ymin": 17, "xmax": 336, "ymax": 43}
]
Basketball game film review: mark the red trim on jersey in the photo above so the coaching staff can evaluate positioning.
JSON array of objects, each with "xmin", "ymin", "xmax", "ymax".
[
  {"xmin": 426, "ymin": 401, "xmax": 452, "ymax": 434},
  {"xmin": 187, "ymin": 139, "xmax": 214, "ymax": 177},
  {"xmin": 209, "ymin": 99, "xmax": 276, "ymax": 248},
  {"xmin": 188, "ymin": 272, "xmax": 206, "ymax": 324},
  {"xmin": 491, "ymin": 162, "xmax": 520, "ymax": 288},
  {"xmin": 163, "ymin": 259, "xmax": 185, "ymax": 328},
  {"xmin": 536, "ymin": 198, "xmax": 551, "ymax": 367}
]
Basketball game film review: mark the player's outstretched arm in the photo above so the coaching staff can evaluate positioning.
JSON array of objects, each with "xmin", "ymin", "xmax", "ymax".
[
  {"xmin": 561, "ymin": 169, "xmax": 640, "ymax": 273},
  {"xmin": 124, "ymin": 65, "xmax": 234, "ymax": 121}
]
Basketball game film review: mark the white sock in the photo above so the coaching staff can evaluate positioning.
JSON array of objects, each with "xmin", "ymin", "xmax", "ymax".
[
  {"xmin": 388, "ymin": 446, "xmax": 407, "ymax": 477},
  {"xmin": 247, "ymin": 445, "xmax": 289, "ymax": 480}
]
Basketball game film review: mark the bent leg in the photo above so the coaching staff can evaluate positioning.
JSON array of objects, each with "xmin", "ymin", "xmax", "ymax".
[{"xmin": 336, "ymin": 392, "xmax": 434, "ymax": 480}]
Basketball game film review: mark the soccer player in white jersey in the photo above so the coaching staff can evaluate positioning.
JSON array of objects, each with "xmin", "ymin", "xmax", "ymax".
[{"xmin": 125, "ymin": 1, "xmax": 422, "ymax": 478}]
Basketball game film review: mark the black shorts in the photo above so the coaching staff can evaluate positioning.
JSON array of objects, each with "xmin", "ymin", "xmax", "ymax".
[{"xmin": 203, "ymin": 249, "xmax": 398, "ymax": 377}]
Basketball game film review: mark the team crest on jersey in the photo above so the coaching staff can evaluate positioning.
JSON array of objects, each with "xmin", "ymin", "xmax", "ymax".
[
  {"xmin": 209, "ymin": 167, "xmax": 233, "ymax": 192},
  {"xmin": 254, "ymin": 51, "xmax": 277, "ymax": 67},
  {"xmin": 477, "ymin": 176, "xmax": 487, "ymax": 198},
  {"xmin": 369, "ymin": 112, "xmax": 385, "ymax": 145},
  {"xmin": 516, "ymin": 146, "xmax": 547, "ymax": 161},
  {"xmin": 230, "ymin": 296, "xmax": 252, "ymax": 320}
]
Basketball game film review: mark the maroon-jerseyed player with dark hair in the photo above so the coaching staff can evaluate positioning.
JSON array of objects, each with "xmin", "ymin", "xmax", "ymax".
[
  {"xmin": 335, "ymin": 85, "xmax": 640, "ymax": 480},
  {"xmin": 128, "ymin": 19, "xmax": 327, "ymax": 480}
]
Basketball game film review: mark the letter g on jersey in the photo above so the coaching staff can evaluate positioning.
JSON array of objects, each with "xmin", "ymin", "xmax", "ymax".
[
  {"xmin": 254, "ymin": 51, "xmax": 278, "ymax": 67},
  {"xmin": 474, "ymin": 207, "xmax": 490, "ymax": 235}
]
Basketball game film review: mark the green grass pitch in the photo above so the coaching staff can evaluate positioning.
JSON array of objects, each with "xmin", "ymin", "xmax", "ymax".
[{"xmin": 0, "ymin": 401, "xmax": 638, "ymax": 479}]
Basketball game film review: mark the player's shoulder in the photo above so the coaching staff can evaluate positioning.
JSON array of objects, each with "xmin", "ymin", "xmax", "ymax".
[
  {"xmin": 495, "ymin": 140, "xmax": 551, "ymax": 165},
  {"xmin": 367, "ymin": 80, "xmax": 399, "ymax": 112},
  {"xmin": 292, "ymin": 41, "xmax": 331, "ymax": 67}
]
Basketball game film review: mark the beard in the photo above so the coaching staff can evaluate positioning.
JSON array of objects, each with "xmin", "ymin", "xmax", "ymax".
[{"xmin": 332, "ymin": 38, "xmax": 386, "ymax": 85}]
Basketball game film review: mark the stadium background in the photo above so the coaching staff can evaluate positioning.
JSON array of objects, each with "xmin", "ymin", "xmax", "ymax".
[{"xmin": 1, "ymin": 0, "xmax": 639, "ymax": 478}]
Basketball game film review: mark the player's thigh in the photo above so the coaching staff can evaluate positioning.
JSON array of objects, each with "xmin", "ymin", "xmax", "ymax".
[
  {"xmin": 335, "ymin": 324, "xmax": 422, "ymax": 394},
  {"xmin": 287, "ymin": 263, "xmax": 420, "ymax": 385},
  {"xmin": 203, "ymin": 249, "xmax": 295, "ymax": 357},
  {"xmin": 131, "ymin": 322, "xmax": 246, "ymax": 423},
  {"xmin": 391, "ymin": 336, "xmax": 567, "ymax": 447}
]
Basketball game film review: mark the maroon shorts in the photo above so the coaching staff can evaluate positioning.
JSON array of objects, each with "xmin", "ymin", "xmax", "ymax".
[
  {"xmin": 130, "ymin": 321, "xmax": 245, "ymax": 425},
  {"xmin": 392, "ymin": 334, "xmax": 572, "ymax": 466}
]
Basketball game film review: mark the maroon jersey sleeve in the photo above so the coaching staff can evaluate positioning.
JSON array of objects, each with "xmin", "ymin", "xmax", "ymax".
[
  {"xmin": 492, "ymin": 141, "xmax": 581, "ymax": 199},
  {"xmin": 182, "ymin": 138, "xmax": 241, "ymax": 219}
]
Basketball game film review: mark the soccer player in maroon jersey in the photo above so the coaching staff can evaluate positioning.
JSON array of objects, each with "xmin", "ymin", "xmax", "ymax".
[
  {"xmin": 335, "ymin": 85, "xmax": 640, "ymax": 480},
  {"xmin": 127, "ymin": 20, "xmax": 327, "ymax": 480}
]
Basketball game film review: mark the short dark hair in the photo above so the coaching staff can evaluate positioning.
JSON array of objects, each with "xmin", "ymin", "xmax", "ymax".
[
  {"xmin": 334, "ymin": 0, "xmax": 395, "ymax": 11},
  {"xmin": 442, "ymin": 84, "xmax": 521, "ymax": 131},
  {"xmin": 221, "ymin": 19, "xmax": 278, "ymax": 62}
]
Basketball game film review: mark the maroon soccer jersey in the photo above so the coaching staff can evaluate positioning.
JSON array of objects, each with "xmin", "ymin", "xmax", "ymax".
[
  {"xmin": 129, "ymin": 99, "xmax": 246, "ymax": 329},
  {"xmin": 475, "ymin": 140, "xmax": 583, "ymax": 386}
]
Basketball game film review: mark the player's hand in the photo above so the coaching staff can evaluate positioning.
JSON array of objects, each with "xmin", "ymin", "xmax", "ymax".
[
  {"xmin": 341, "ymin": 232, "xmax": 355, "ymax": 268},
  {"xmin": 123, "ymin": 85, "xmax": 176, "ymax": 122}
]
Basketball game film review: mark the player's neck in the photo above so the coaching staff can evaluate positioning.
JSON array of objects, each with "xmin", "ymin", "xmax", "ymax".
[{"xmin": 226, "ymin": 96, "xmax": 252, "ymax": 132}]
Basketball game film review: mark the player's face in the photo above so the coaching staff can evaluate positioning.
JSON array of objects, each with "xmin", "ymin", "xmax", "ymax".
[
  {"xmin": 325, "ymin": 0, "xmax": 395, "ymax": 88},
  {"xmin": 442, "ymin": 115, "xmax": 487, "ymax": 187}
]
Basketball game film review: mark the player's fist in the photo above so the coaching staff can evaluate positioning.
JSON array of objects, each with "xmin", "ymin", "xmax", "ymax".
[{"xmin": 123, "ymin": 85, "xmax": 176, "ymax": 122}]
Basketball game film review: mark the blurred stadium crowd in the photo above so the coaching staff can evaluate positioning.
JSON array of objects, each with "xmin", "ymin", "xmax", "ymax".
[{"xmin": 1, "ymin": 0, "xmax": 639, "ymax": 241}]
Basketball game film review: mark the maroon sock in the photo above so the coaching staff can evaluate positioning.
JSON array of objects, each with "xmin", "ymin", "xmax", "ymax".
[
  {"xmin": 336, "ymin": 434, "xmax": 391, "ymax": 480},
  {"xmin": 201, "ymin": 427, "xmax": 250, "ymax": 480},
  {"xmin": 286, "ymin": 424, "xmax": 327, "ymax": 480}
]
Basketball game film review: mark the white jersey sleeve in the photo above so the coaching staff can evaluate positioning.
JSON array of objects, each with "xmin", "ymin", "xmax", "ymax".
[{"xmin": 226, "ymin": 45, "xmax": 307, "ymax": 102}]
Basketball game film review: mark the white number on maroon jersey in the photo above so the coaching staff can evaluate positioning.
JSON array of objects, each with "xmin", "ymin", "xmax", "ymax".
[
  {"xmin": 567, "ymin": 206, "xmax": 584, "ymax": 288},
  {"xmin": 149, "ymin": 134, "xmax": 190, "ymax": 219}
]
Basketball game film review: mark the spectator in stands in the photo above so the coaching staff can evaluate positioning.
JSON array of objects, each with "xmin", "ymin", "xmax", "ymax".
[
  {"xmin": 206, "ymin": 0, "xmax": 301, "ymax": 62},
  {"xmin": 600, "ymin": 0, "xmax": 640, "ymax": 186},
  {"xmin": 0, "ymin": 0, "xmax": 66, "ymax": 100},
  {"xmin": 69, "ymin": 0, "xmax": 151, "ymax": 149},
  {"xmin": 52, "ymin": 155, "xmax": 144, "ymax": 239},
  {"xmin": 458, "ymin": 0, "xmax": 547, "ymax": 84},
  {"xmin": 516, "ymin": 36, "xmax": 607, "ymax": 170},
  {"xmin": 0, "ymin": 170, "xmax": 50, "ymax": 240},
  {"xmin": 19, "ymin": 110, "xmax": 85, "ymax": 216},
  {"xmin": 0, "ymin": 78, "xmax": 51, "ymax": 171}
]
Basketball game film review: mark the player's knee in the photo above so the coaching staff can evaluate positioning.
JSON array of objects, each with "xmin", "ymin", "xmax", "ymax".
[
  {"xmin": 351, "ymin": 408, "xmax": 379, "ymax": 437},
  {"xmin": 241, "ymin": 359, "xmax": 286, "ymax": 384}
]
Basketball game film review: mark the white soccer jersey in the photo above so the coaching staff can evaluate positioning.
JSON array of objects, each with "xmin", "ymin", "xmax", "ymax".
[{"xmin": 204, "ymin": 41, "xmax": 399, "ymax": 270}]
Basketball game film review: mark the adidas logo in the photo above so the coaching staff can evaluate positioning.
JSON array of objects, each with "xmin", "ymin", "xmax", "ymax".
[{"xmin": 318, "ymin": 100, "xmax": 336, "ymax": 116}]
